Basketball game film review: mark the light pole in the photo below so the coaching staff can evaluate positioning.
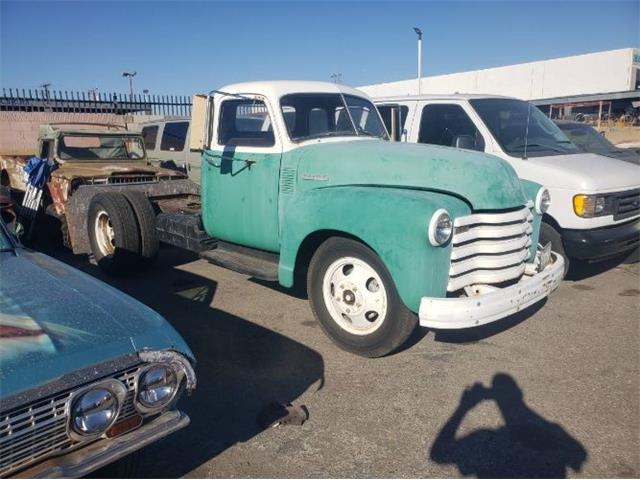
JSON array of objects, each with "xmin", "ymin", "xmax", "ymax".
[
  {"xmin": 40, "ymin": 83, "xmax": 51, "ymax": 98},
  {"xmin": 413, "ymin": 27, "xmax": 422, "ymax": 95},
  {"xmin": 122, "ymin": 71, "xmax": 137, "ymax": 96},
  {"xmin": 330, "ymin": 73, "xmax": 342, "ymax": 84}
]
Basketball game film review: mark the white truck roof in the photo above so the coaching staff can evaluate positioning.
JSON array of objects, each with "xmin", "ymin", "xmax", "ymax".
[
  {"xmin": 216, "ymin": 80, "xmax": 368, "ymax": 100},
  {"xmin": 371, "ymin": 93, "xmax": 514, "ymax": 102}
]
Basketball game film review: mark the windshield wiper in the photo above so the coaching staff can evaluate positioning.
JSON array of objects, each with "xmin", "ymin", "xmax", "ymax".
[{"xmin": 510, "ymin": 143, "xmax": 567, "ymax": 153}]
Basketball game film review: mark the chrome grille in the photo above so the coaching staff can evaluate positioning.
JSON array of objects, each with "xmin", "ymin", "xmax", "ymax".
[
  {"xmin": 448, "ymin": 204, "xmax": 534, "ymax": 292},
  {"xmin": 108, "ymin": 175, "xmax": 157, "ymax": 185},
  {"xmin": 613, "ymin": 188, "xmax": 640, "ymax": 221},
  {"xmin": 0, "ymin": 366, "xmax": 141, "ymax": 478}
]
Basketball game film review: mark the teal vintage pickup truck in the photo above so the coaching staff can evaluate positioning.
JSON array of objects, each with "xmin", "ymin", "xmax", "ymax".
[{"xmin": 152, "ymin": 81, "xmax": 564, "ymax": 357}]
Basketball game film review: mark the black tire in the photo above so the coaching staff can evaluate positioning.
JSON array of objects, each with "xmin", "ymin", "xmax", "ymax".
[
  {"xmin": 307, "ymin": 237, "xmax": 417, "ymax": 358},
  {"xmin": 122, "ymin": 190, "xmax": 159, "ymax": 267},
  {"xmin": 539, "ymin": 221, "xmax": 569, "ymax": 277},
  {"xmin": 87, "ymin": 192, "xmax": 141, "ymax": 275}
]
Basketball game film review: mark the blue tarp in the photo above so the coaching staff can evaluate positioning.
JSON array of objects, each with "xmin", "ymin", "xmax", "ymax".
[{"xmin": 23, "ymin": 157, "xmax": 58, "ymax": 189}]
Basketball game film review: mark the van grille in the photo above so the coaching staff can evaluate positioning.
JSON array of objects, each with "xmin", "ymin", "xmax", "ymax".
[
  {"xmin": 448, "ymin": 204, "xmax": 534, "ymax": 292},
  {"xmin": 0, "ymin": 366, "xmax": 141, "ymax": 478},
  {"xmin": 613, "ymin": 188, "xmax": 640, "ymax": 221}
]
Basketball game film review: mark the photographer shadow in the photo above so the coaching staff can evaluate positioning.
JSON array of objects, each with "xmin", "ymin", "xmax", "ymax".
[{"xmin": 429, "ymin": 373, "xmax": 587, "ymax": 478}]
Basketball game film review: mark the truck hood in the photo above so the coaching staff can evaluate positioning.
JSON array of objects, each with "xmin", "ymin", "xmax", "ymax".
[
  {"xmin": 295, "ymin": 140, "xmax": 528, "ymax": 210},
  {"xmin": 524, "ymin": 153, "xmax": 640, "ymax": 192},
  {"xmin": 0, "ymin": 249, "xmax": 192, "ymax": 399},
  {"xmin": 52, "ymin": 161, "xmax": 186, "ymax": 180}
]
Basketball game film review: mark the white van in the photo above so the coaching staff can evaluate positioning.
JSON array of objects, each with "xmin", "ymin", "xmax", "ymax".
[
  {"xmin": 374, "ymin": 94, "xmax": 640, "ymax": 272},
  {"xmin": 132, "ymin": 119, "xmax": 201, "ymax": 183}
]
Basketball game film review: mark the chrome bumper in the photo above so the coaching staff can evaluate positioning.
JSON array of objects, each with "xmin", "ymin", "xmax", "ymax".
[
  {"xmin": 17, "ymin": 410, "xmax": 189, "ymax": 479},
  {"xmin": 419, "ymin": 252, "xmax": 564, "ymax": 329}
]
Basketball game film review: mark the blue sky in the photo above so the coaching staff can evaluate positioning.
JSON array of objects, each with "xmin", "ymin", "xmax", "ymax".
[{"xmin": 1, "ymin": 0, "xmax": 638, "ymax": 95}]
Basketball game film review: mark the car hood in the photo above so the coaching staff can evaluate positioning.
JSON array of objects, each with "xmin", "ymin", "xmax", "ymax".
[
  {"xmin": 0, "ymin": 249, "xmax": 192, "ymax": 399},
  {"xmin": 525, "ymin": 153, "xmax": 640, "ymax": 191},
  {"xmin": 294, "ymin": 140, "xmax": 528, "ymax": 210},
  {"xmin": 52, "ymin": 161, "xmax": 186, "ymax": 180}
]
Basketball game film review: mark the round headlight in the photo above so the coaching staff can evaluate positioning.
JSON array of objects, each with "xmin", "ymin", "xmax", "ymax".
[
  {"xmin": 535, "ymin": 188, "xmax": 551, "ymax": 214},
  {"xmin": 428, "ymin": 209, "xmax": 453, "ymax": 246},
  {"xmin": 137, "ymin": 365, "xmax": 178, "ymax": 410},
  {"xmin": 71, "ymin": 388, "xmax": 121, "ymax": 436}
]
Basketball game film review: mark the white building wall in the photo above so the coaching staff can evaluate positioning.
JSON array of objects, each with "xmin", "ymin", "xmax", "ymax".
[{"xmin": 359, "ymin": 48, "xmax": 637, "ymax": 101}]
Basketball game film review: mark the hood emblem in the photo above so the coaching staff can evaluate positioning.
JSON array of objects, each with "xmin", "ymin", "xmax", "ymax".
[{"xmin": 302, "ymin": 174, "xmax": 329, "ymax": 181}]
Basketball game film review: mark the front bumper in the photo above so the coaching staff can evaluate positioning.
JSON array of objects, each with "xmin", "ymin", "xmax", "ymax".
[
  {"xmin": 419, "ymin": 252, "xmax": 564, "ymax": 329},
  {"xmin": 563, "ymin": 218, "xmax": 640, "ymax": 261},
  {"xmin": 16, "ymin": 410, "xmax": 189, "ymax": 479}
]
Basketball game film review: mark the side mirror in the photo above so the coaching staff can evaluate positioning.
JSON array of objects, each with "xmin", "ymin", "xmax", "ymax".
[
  {"xmin": 190, "ymin": 94, "xmax": 213, "ymax": 151},
  {"xmin": 454, "ymin": 135, "xmax": 475, "ymax": 150}
]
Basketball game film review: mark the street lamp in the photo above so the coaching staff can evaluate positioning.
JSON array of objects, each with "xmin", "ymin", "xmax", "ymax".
[
  {"xmin": 40, "ymin": 83, "xmax": 51, "ymax": 98},
  {"xmin": 122, "ymin": 71, "xmax": 137, "ymax": 96},
  {"xmin": 413, "ymin": 27, "xmax": 423, "ymax": 95}
]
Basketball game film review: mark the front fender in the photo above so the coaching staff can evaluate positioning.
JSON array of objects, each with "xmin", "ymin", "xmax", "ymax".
[
  {"xmin": 519, "ymin": 178, "xmax": 544, "ymax": 259},
  {"xmin": 279, "ymin": 186, "xmax": 470, "ymax": 312}
]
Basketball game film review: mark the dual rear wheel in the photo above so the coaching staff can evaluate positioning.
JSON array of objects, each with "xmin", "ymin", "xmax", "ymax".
[{"xmin": 87, "ymin": 191, "xmax": 159, "ymax": 274}]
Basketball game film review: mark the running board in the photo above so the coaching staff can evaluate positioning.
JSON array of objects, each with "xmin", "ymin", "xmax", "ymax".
[{"xmin": 200, "ymin": 242, "xmax": 279, "ymax": 281}]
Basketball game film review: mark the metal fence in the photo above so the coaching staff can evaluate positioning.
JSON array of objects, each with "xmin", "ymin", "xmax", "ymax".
[{"xmin": 0, "ymin": 88, "xmax": 192, "ymax": 116}]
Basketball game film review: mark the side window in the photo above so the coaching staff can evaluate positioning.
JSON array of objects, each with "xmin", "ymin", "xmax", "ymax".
[
  {"xmin": 377, "ymin": 105, "xmax": 409, "ymax": 141},
  {"xmin": 218, "ymin": 99, "xmax": 274, "ymax": 147},
  {"xmin": 309, "ymin": 108, "xmax": 329, "ymax": 136},
  {"xmin": 418, "ymin": 104, "xmax": 485, "ymax": 151},
  {"xmin": 160, "ymin": 122, "xmax": 189, "ymax": 151},
  {"xmin": 141, "ymin": 125, "xmax": 159, "ymax": 150}
]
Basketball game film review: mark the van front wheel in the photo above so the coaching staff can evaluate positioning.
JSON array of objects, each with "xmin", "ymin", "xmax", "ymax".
[{"xmin": 307, "ymin": 237, "xmax": 417, "ymax": 358}]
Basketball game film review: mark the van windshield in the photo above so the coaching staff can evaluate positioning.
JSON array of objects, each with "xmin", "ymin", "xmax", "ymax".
[
  {"xmin": 58, "ymin": 134, "xmax": 146, "ymax": 161},
  {"xmin": 470, "ymin": 98, "xmax": 579, "ymax": 158},
  {"xmin": 280, "ymin": 93, "xmax": 388, "ymax": 142}
]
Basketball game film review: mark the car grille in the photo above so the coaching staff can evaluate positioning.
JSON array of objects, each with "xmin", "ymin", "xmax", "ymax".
[
  {"xmin": 108, "ymin": 175, "xmax": 158, "ymax": 185},
  {"xmin": 448, "ymin": 203, "xmax": 534, "ymax": 292},
  {"xmin": 0, "ymin": 366, "xmax": 141, "ymax": 478},
  {"xmin": 613, "ymin": 188, "xmax": 640, "ymax": 221}
]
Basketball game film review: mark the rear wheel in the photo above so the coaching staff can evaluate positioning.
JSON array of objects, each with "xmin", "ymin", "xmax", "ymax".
[
  {"xmin": 539, "ymin": 222, "xmax": 569, "ymax": 277},
  {"xmin": 88, "ymin": 192, "xmax": 141, "ymax": 274},
  {"xmin": 122, "ymin": 190, "xmax": 159, "ymax": 267},
  {"xmin": 307, "ymin": 237, "xmax": 417, "ymax": 357}
]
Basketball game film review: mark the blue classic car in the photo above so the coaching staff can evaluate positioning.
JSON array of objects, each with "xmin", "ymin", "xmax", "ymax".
[{"xmin": 0, "ymin": 218, "xmax": 196, "ymax": 478}]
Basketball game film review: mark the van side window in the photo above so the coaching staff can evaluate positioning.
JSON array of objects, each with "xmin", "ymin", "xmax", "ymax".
[
  {"xmin": 377, "ymin": 105, "xmax": 409, "ymax": 141},
  {"xmin": 418, "ymin": 104, "xmax": 485, "ymax": 151},
  {"xmin": 141, "ymin": 126, "xmax": 159, "ymax": 150},
  {"xmin": 161, "ymin": 122, "xmax": 189, "ymax": 151},
  {"xmin": 218, "ymin": 100, "xmax": 274, "ymax": 147}
]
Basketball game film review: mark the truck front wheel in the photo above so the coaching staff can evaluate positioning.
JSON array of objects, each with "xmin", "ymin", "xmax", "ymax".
[
  {"xmin": 307, "ymin": 237, "xmax": 417, "ymax": 357},
  {"xmin": 88, "ymin": 192, "xmax": 141, "ymax": 274}
]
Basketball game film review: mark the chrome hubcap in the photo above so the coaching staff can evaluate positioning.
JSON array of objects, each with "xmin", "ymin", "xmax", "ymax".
[{"xmin": 322, "ymin": 256, "xmax": 388, "ymax": 335}]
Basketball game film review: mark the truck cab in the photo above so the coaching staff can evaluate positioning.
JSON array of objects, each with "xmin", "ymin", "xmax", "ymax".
[
  {"xmin": 375, "ymin": 95, "xmax": 640, "ymax": 272},
  {"xmin": 184, "ymin": 81, "xmax": 563, "ymax": 357}
]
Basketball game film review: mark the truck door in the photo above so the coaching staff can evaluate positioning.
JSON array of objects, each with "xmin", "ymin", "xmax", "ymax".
[
  {"xmin": 412, "ymin": 101, "xmax": 486, "ymax": 152},
  {"xmin": 202, "ymin": 95, "xmax": 282, "ymax": 252}
]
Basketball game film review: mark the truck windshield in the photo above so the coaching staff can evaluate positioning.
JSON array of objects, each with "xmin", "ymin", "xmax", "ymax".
[
  {"xmin": 555, "ymin": 122, "xmax": 622, "ymax": 157},
  {"xmin": 280, "ymin": 93, "xmax": 388, "ymax": 142},
  {"xmin": 470, "ymin": 98, "xmax": 579, "ymax": 158},
  {"xmin": 58, "ymin": 134, "xmax": 146, "ymax": 161}
]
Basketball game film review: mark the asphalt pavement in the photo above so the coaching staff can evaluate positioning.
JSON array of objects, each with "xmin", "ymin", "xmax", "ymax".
[{"xmin": 58, "ymin": 246, "xmax": 638, "ymax": 478}]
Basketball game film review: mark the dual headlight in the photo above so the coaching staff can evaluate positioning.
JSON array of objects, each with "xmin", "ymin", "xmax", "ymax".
[
  {"xmin": 573, "ymin": 194, "xmax": 613, "ymax": 218},
  {"xmin": 69, "ymin": 363, "xmax": 182, "ymax": 439}
]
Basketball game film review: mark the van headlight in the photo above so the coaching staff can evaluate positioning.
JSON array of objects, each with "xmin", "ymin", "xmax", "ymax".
[
  {"xmin": 136, "ymin": 365, "xmax": 179, "ymax": 412},
  {"xmin": 573, "ymin": 194, "xmax": 614, "ymax": 218},
  {"xmin": 535, "ymin": 188, "xmax": 551, "ymax": 214},
  {"xmin": 69, "ymin": 380, "xmax": 126, "ymax": 439},
  {"xmin": 428, "ymin": 209, "xmax": 452, "ymax": 246}
]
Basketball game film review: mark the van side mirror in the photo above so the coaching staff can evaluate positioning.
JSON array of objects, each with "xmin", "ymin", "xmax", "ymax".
[
  {"xmin": 454, "ymin": 135, "xmax": 475, "ymax": 150},
  {"xmin": 190, "ymin": 94, "xmax": 212, "ymax": 151}
]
